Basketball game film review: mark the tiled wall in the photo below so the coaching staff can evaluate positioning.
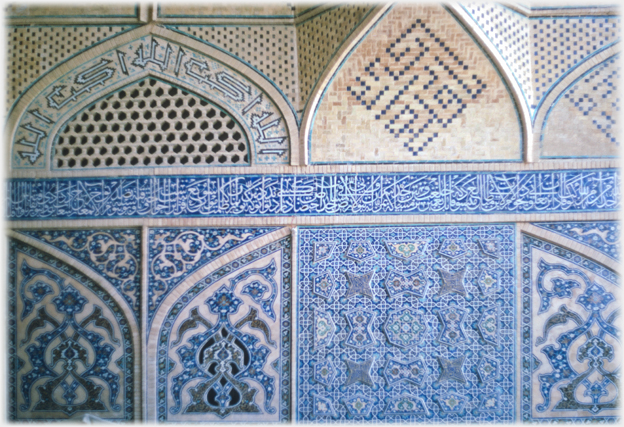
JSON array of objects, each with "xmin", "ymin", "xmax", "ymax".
[{"xmin": 4, "ymin": 2, "xmax": 621, "ymax": 424}]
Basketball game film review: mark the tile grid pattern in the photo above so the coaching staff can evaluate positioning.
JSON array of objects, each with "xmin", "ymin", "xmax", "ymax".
[
  {"xmin": 296, "ymin": 225, "xmax": 516, "ymax": 422},
  {"xmin": 6, "ymin": 25, "xmax": 133, "ymax": 111},
  {"xmin": 168, "ymin": 25, "xmax": 300, "ymax": 109},
  {"xmin": 464, "ymin": 3, "xmax": 532, "ymax": 108},
  {"xmin": 531, "ymin": 17, "xmax": 621, "ymax": 109},
  {"xmin": 296, "ymin": 4, "xmax": 373, "ymax": 111}
]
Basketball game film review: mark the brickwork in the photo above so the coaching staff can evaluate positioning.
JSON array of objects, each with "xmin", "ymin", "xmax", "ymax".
[
  {"xmin": 531, "ymin": 17, "xmax": 621, "ymax": 110},
  {"xmin": 296, "ymin": 4, "xmax": 373, "ymax": 112},
  {"xmin": 541, "ymin": 54, "xmax": 620, "ymax": 158},
  {"xmin": 3, "ymin": 4, "xmax": 621, "ymax": 424},
  {"xmin": 311, "ymin": 4, "xmax": 521, "ymax": 163},
  {"xmin": 6, "ymin": 25, "xmax": 133, "ymax": 111},
  {"xmin": 464, "ymin": 3, "xmax": 532, "ymax": 108},
  {"xmin": 169, "ymin": 25, "xmax": 299, "ymax": 108}
]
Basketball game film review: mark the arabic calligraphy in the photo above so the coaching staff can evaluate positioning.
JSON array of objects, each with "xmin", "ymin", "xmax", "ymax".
[
  {"xmin": 46, "ymin": 59, "xmax": 116, "ymax": 110},
  {"xmin": 12, "ymin": 34, "xmax": 290, "ymax": 168},
  {"xmin": 7, "ymin": 170, "xmax": 619, "ymax": 220}
]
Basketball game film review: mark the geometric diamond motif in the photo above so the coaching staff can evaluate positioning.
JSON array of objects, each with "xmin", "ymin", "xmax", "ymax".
[{"xmin": 346, "ymin": 19, "xmax": 488, "ymax": 156}]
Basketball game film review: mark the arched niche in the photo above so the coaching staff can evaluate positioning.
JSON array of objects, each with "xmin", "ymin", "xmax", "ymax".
[{"xmin": 7, "ymin": 24, "xmax": 298, "ymax": 173}]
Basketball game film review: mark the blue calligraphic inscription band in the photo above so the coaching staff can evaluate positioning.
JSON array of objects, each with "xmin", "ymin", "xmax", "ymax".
[{"xmin": 6, "ymin": 169, "xmax": 619, "ymax": 220}]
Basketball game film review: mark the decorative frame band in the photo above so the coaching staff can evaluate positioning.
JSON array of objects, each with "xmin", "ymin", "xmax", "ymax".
[{"xmin": 6, "ymin": 169, "xmax": 619, "ymax": 220}]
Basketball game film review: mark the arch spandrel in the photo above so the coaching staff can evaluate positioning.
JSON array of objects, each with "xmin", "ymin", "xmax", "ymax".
[
  {"xmin": 8, "ymin": 238, "xmax": 137, "ymax": 421},
  {"xmin": 9, "ymin": 26, "xmax": 296, "ymax": 171}
]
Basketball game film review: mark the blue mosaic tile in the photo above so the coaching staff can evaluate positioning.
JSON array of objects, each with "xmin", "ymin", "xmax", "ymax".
[
  {"xmin": 8, "ymin": 239, "xmax": 136, "ymax": 421},
  {"xmin": 18, "ymin": 229, "xmax": 141, "ymax": 322},
  {"xmin": 521, "ymin": 235, "xmax": 620, "ymax": 422},
  {"xmin": 6, "ymin": 169, "xmax": 620, "ymax": 220},
  {"xmin": 147, "ymin": 227, "xmax": 279, "ymax": 328},
  {"xmin": 153, "ymin": 235, "xmax": 291, "ymax": 422},
  {"xmin": 533, "ymin": 221, "xmax": 620, "ymax": 261},
  {"xmin": 559, "ymin": 55, "xmax": 620, "ymax": 147},
  {"xmin": 296, "ymin": 224, "xmax": 516, "ymax": 422},
  {"xmin": 463, "ymin": 3, "xmax": 532, "ymax": 107},
  {"xmin": 531, "ymin": 17, "xmax": 620, "ymax": 110}
]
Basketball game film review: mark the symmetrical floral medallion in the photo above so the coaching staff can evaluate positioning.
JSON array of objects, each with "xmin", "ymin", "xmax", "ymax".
[
  {"xmin": 477, "ymin": 268, "xmax": 499, "ymax": 296},
  {"xmin": 345, "ymin": 240, "xmax": 376, "ymax": 263},
  {"xmin": 8, "ymin": 239, "xmax": 136, "ymax": 421},
  {"xmin": 438, "ymin": 239, "xmax": 468, "ymax": 259},
  {"xmin": 150, "ymin": 235, "xmax": 291, "ymax": 422},
  {"xmin": 384, "ymin": 240, "xmax": 429, "ymax": 262},
  {"xmin": 312, "ymin": 271, "xmax": 337, "ymax": 299},
  {"xmin": 384, "ymin": 270, "xmax": 429, "ymax": 298},
  {"xmin": 521, "ymin": 234, "xmax": 620, "ymax": 422},
  {"xmin": 296, "ymin": 225, "xmax": 515, "ymax": 422}
]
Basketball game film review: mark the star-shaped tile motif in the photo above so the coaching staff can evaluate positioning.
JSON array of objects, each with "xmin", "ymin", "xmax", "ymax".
[
  {"xmin": 437, "ymin": 355, "xmax": 466, "ymax": 384},
  {"xmin": 344, "ymin": 271, "xmax": 375, "ymax": 299},
  {"xmin": 344, "ymin": 358, "xmax": 375, "ymax": 387},
  {"xmin": 438, "ymin": 268, "xmax": 467, "ymax": 297}
]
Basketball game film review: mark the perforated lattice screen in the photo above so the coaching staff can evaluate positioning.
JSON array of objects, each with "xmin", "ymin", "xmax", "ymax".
[{"xmin": 53, "ymin": 78, "xmax": 251, "ymax": 169}]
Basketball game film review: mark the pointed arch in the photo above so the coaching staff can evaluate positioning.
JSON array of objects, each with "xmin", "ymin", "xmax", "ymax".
[
  {"xmin": 298, "ymin": 4, "xmax": 392, "ymax": 164},
  {"xmin": 445, "ymin": 4, "xmax": 533, "ymax": 162},
  {"xmin": 8, "ymin": 230, "xmax": 141, "ymax": 420},
  {"xmin": 532, "ymin": 43, "xmax": 621, "ymax": 160},
  {"xmin": 6, "ymin": 24, "xmax": 299, "ymax": 173}
]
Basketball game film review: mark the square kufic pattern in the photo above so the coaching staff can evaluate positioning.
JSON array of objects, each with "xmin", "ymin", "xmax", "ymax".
[
  {"xmin": 521, "ymin": 235, "xmax": 620, "ymax": 422},
  {"xmin": 296, "ymin": 224, "xmax": 516, "ymax": 422}
]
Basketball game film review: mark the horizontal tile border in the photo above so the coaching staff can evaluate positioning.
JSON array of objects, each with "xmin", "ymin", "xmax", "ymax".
[{"xmin": 6, "ymin": 169, "xmax": 619, "ymax": 221}]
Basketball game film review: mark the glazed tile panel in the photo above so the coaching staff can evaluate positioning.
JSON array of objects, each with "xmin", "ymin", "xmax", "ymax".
[
  {"xmin": 532, "ymin": 221, "xmax": 620, "ymax": 261},
  {"xmin": 7, "ymin": 169, "xmax": 620, "ymax": 220},
  {"xmin": 296, "ymin": 225, "xmax": 516, "ymax": 422},
  {"xmin": 521, "ymin": 235, "xmax": 620, "ymax": 422},
  {"xmin": 17, "ymin": 229, "xmax": 141, "ymax": 322},
  {"xmin": 8, "ymin": 239, "xmax": 137, "ymax": 421},
  {"xmin": 146, "ymin": 227, "xmax": 279, "ymax": 328},
  {"xmin": 150, "ymin": 233, "xmax": 292, "ymax": 422}
]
